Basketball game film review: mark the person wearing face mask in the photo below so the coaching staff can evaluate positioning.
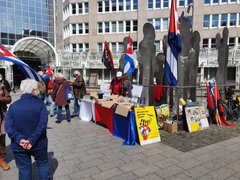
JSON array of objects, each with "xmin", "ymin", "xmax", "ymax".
[
  {"xmin": 109, "ymin": 71, "xmax": 124, "ymax": 96},
  {"xmin": 5, "ymin": 79, "xmax": 50, "ymax": 179},
  {"xmin": 0, "ymin": 82, "xmax": 12, "ymax": 171}
]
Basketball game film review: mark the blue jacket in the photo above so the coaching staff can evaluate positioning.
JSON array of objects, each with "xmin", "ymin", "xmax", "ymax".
[{"xmin": 5, "ymin": 93, "xmax": 48, "ymax": 151}]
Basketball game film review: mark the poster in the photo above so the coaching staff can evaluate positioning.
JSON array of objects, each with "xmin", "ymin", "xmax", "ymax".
[
  {"xmin": 185, "ymin": 106, "xmax": 209, "ymax": 132},
  {"xmin": 134, "ymin": 106, "xmax": 161, "ymax": 145}
]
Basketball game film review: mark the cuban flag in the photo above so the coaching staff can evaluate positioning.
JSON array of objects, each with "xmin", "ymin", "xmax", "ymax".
[
  {"xmin": 165, "ymin": 0, "xmax": 181, "ymax": 86},
  {"xmin": 124, "ymin": 35, "xmax": 135, "ymax": 76},
  {"xmin": 102, "ymin": 41, "xmax": 114, "ymax": 71},
  {"xmin": 0, "ymin": 45, "xmax": 42, "ymax": 81}
]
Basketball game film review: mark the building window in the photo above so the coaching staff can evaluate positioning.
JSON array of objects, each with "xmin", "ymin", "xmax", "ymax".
[
  {"xmin": 98, "ymin": 1, "xmax": 103, "ymax": 12},
  {"xmin": 72, "ymin": 44, "xmax": 77, "ymax": 52},
  {"xmin": 126, "ymin": 21, "xmax": 131, "ymax": 32},
  {"xmin": 85, "ymin": 23, "xmax": 89, "ymax": 34},
  {"xmin": 155, "ymin": 41, "xmax": 160, "ymax": 52},
  {"xmin": 119, "ymin": 42, "xmax": 124, "ymax": 52},
  {"xmin": 187, "ymin": 0, "xmax": 193, "ymax": 4},
  {"xmin": 229, "ymin": 37, "xmax": 235, "ymax": 47},
  {"xmin": 203, "ymin": 39, "xmax": 209, "ymax": 48},
  {"xmin": 112, "ymin": 21, "xmax": 117, "ymax": 33},
  {"xmin": 203, "ymin": 15, "xmax": 210, "ymax": 28},
  {"xmin": 155, "ymin": 18, "xmax": 160, "ymax": 30},
  {"xmin": 179, "ymin": 0, "xmax": 185, "ymax": 6},
  {"xmin": 204, "ymin": 0, "xmax": 210, "ymax": 4},
  {"xmin": 79, "ymin": 23, "xmax": 83, "ymax": 34},
  {"xmin": 72, "ymin": 24, "xmax": 76, "ymax": 34},
  {"xmin": 112, "ymin": 0, "xmax": 117, "ymax": 11},
  {"xmin": 148, "ymin": 19, "xmax": 153, "ymax": 24},
  {"xmin": 78, "ymin": 3, "xmax": 83, "ymax": 14},
  {"xmin": 230, "ymin": 13, "xmax": 236, "ymax": 26},
  {"xmin": 133, "ymin": 20, "xmax": 138, "ymax": 31},
  {"xmin": 112, "ymin": 42, "xmax": 117, "ymax": 53},
  {"xmin": 98, "ymin": 43, "xmax": 103, "ymax": 52},
  {"xmin": 163, "ymin": 18, "xmax": 169, "ymax": 30},
  {"xmin": 220, "ymin": 14, "xmax": 227, "ymax": 27},
  {"xmin": 133, "ymin": 42, "xmax": 137, "ymax": 51},
  {"xmin": 105, "ymin": 1, "xmax": 110, "ymax": 12},
  {"xmin": 213, "ymin": 0, "xmax": 219, "ymax": 4},
  {"xmin": 155, "ymin": 0, "xmax": 161, "ymax": 8},
  {"xmin": 126, "ymin": 0, "xmax": 131, "ymax": 10},
  {"xmin": 119, "ymin": 21, "xmax": 124, "ymax": 32},
  {"xmin": 85, "ymin": 43, "xmax": 89, "ymax": 51},
  {"xmin": 98, "ymin": 22, "xmax": 103, "ymax": 33},
  {"xmin": 72, "ymin": 3, "xmax": 76, "ymax": 14},
  {"xmin": 212, "ymin": 14, "xmax": 218, "ymax": 28},
  {"xmin": 133, "ymin": 0, "xmax": 138, "ymax": 10},
  {"xmin": 105, "ymin": 22, "xmax": 110, "ymax": 33},
  {"xmin": 148, "ymin": 0, "xmax": 153, "ymax": 9},
  {"xmin": 79, "ymin": 43, "xmax": 83, "ymax": 51},
  {"xmin": 84, "ymin": 2, "xmax": 89, "ymax": 13},
  {"xmin": 163, "ymin": 0, "xmax": 169, "ymax": 8},
  {"xmin": 119, "ymin": 0, "xmax": 124, "ymax": 11},
  {"xmin": 221, "ymin": 0, "xmax": 227, "ymax": 3},
  {"xmin": 230, "ymin": 0, "xmax": 237, "ymax": 3},
  {"xmin": 211, "ymin": 38, "xmax": 216, "ymax": 48}
]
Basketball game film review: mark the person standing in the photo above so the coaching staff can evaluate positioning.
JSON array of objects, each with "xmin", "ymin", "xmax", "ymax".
[
  {"xmin": 52, "ymin": 73, "xmax": 71, "ymax": 123},
  {"xmin": 0, "ymin": 74, "xmax": 11, "ymax": 93},
  {"xmin": 0, "ymin": 82, "xmax": 12, "ymax": 171},
  {"xmin": 70, "ymin": 70, "xmax": 86, "ymax": 117},
  {"xmin": 109, "ymin": 71, "xmax": 124, "ymax": 96},
  {"xmin": 122, "ymin": 74, "xmax": 133, "ymax": 98},
  {"xmin": 5, "ymin": 79, "xmax": 50, "ymax": 179}
]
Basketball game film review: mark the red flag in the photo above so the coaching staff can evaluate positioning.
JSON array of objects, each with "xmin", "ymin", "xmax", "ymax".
[
  {"xmin": 44, "ymin": 66, "xmax": 54, "ymax": 76},
  {"xmin": 206, "ymin": 83, "xmax": 214, "ymax": 109},
  {"xmin": 102, "ymin": 41, "xmax": 114, "ymax": 71}
]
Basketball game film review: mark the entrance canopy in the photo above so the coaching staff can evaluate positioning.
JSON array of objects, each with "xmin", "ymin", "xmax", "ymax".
[{"xmin": 11, "ymin": 37, "xmax": 58, "ymax": 66}]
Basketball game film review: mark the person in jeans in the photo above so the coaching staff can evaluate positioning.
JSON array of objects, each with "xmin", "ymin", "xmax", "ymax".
[
  {"xmin": 5, "ymin": 79, "xmax": 50, "ymax": 180},
  {"xmin": 52, "ymin": 73, "xmax": 71, "ymax": 123},
  {"xmin": 70, "ymin": 70, "xmax": 86, "ymax": 117}
]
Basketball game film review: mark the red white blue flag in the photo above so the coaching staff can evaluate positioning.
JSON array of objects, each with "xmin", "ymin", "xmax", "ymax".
[
  {"xmin": 124, "ymin": 35, "xmax": 135, "ymax": 76},
  {"xmin": 0, "ymin": 45, "xmax": 42, "ymax": 81},
  {"xmin": 165, "ymin": 0, "xmax": 181, "ymax": 86}
]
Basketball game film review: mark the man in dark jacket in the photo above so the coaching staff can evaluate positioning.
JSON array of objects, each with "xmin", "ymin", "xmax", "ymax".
[
  {"xmin": 70, "ymin": 70, "xmax": 86, "ymax": 117},
  {"xmin": 5, "ymin": 79, "xmax": 50, "ymax": 179}
]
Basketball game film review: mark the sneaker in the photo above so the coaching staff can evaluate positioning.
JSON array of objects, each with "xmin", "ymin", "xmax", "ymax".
[
  {"xmin": 50, "ymin": 114, "xmax": 54, "ymax": 117},
  {"xmin": 67, "ymin": 119, "xmax": 71, "ymax": 122},
  {"xmin": 55, "ymin": 120, "xmax": 61, "ymax": 123}
]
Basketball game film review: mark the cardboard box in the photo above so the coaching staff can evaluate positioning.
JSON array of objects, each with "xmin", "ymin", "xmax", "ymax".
[
  {"xmin": 115, "ymin": 104, "xmax": 132, "ymax": 117},
  {"xmin": 100, "ymin": 101, "xmax": 115, "ymax": 109},
  {"xmin": 90, "ymin": 92, "xmax": 98, "ymax": 99},
  {"xmin": 167, "ymin": 122, "xmax": 178, "ymax": 133}
]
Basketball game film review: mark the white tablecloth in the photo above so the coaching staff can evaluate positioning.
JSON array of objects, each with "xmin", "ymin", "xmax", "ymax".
[{"xmin": 79, "ymin": 99, "xmax": 95, "ymax": 122}]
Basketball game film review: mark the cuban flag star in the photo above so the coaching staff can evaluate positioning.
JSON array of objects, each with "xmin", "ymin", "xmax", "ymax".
[
  {"xmin": 165, "ymin": 0, "xmax": 181, "ymax": 86},
  {"xmin": 0, "ymin": 45, "xmax": 42, "ymax": 81},
  {"xmin": 124, "ymin": 35, "xmax": 135, "ymax": 76}
]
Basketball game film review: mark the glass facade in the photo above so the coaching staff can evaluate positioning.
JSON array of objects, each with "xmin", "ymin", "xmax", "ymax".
[{"xmin": 0, "ymin": 0, "xmax": 54, "ymax": 46}]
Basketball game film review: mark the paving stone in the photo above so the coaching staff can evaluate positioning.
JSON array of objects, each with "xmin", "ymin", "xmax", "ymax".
[
  {"xmin": 184, "ymin": 165, "xmax": 212, "ymax": 179},
  {"xmin": 98, "ymin": 159, "xmax": 125, "ymax": 171},
  {"xmin": 119, "ymin": 160, "xmax": 145, "ymax": 172},
  {"xmin": 194, "ymin": 153, "xmax": 217, "ymax": 162},
  {"xmin": 167, "ymin": 173, "xmax": 193, "ymax": 180},
  {"xmin": 70, "ymin": 166, "xmax": 101, "ymax": 179},
  {"xmin": 78, "ymin": 158, "xmax": 105, "ymax": 170},
  {"xmin": 138, "ymin": 173, "xmax": 163, "ymax": 180},
  {"xmin": 121, "ymin": 153, "xmax": 146, "ymax": 163},
  {"xmin": 109, "ymin": 172, "xmax": 138, "ymax": 180},
  {"xmin": 154, "ymin": 157, "xmax": 180, "ymax": 168},
  {"xmin": 132, "ymin": 164, "xmax": 159, "ymax": 177},
  {"xmin": 155, "ymin": 165, "xmax": 184, "ymax": 179},
  {"xmin": 176, "ymin": 158, "xmax": 203, "ymax": 170},
  {"xmin": 91, "ymin": 167, "xmax": 122, "ymax": 180},
  {"xmin": 209, "ymin": 167, "xmax": 237, "ymax": 180}
]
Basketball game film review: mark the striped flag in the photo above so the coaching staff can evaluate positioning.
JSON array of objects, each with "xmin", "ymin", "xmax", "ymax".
[
  {"xmin": 102, "ymin": 41, "xmax": 114, "ymax": 71},
  {"xmin": 165, "ymin": 0, "xmax": 181, "ymax": 86},
  {"xmin": 124, "ymin": 35, "xmax": 135, "ymax": 76},
  {"xmin": 0, "ymin": 45, "xmax": 42, "ymax": 81}
]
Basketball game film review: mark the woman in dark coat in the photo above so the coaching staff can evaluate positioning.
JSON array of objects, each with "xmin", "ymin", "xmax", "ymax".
[{"xmin": 52, "ymin": 73, "xmax": 71, "ymax": 123}]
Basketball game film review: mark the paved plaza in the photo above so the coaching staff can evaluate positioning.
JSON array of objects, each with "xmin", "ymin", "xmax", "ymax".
[{"xmin": 1, "ymin": 93, "xmax": 240, "ymax": 179}]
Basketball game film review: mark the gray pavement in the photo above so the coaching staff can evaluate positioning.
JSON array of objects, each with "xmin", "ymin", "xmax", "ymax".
[{"xmin": 1, "ymin": 93, "xmax": 240, "ymax": 179}]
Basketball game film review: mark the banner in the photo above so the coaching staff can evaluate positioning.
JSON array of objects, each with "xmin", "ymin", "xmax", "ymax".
[{"xmin": 134, "ymin": 106, "xmax": 160, "ymax": 145}]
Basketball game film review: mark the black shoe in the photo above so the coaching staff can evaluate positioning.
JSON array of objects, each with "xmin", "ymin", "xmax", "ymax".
[
  {"xmin": 71, "ymin": 114, "xmax": 78, "ymax": 118},
  {"xmin": 50, "ymin": 115, "xmax": 54, "ymax": 117},
  {"xmin": 55, "ymin": 120, "xmax": 61, "ymax": 123},
  {"xmin": 67, "ymin": 119, "xmax": 71, "ymax": 122}
]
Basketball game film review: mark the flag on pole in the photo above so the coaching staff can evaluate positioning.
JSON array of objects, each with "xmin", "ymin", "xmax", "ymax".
[
  {"xmin": 43, "ymin": 66, "xmax": 54, "ymax": 80},
  {"xmin": 0, "ymin": 45, "xmax": 42, "ymax": 81},
  {"xmin": 124, "ymin": 35, "xmax": 135, "ymax": 76},
  {"xmin": 165, "ymin": 0, "xmax": 181, "ymax": 86},
  {"xmin": 206, "ymin": 83, "xmax": 215, "ymax": 110},
  {"xmin": 102, "ymin": 41, "xmax": 114, "ymax": 71}
]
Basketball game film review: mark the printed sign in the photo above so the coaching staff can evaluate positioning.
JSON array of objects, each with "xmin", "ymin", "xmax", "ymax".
[
  {"xmin": 134, "ymin": 106, "xmax": 161, "ymax": 145},
  {"xmin": 185, "ymin": 106, "xmax": 209, "ymax": 132}
]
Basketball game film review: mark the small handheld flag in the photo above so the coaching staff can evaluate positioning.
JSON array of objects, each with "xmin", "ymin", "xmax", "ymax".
[
  {"xmin": 102, "ymin": 41, "xmax": 114, "ymax": 71},
  {"xmin": 0, "ymin": 45, "xmax": 42, "ymax": 81},
  {"xmin": 124, "ymin": 35, "xmax": 135, "ymax": 76},
  {"xmin": 165, "ymin": 0, "xmax": 181, "ymax": 86}
]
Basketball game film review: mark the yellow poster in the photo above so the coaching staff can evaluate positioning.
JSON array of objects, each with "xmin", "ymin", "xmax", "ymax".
[{"xmin": 134, "ymin": 106, "xmax": 161, "ymax": 145}]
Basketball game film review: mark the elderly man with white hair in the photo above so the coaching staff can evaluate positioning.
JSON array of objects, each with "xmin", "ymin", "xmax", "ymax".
[
  {"xmin": 5, "ymin": 79, "xmax": 50, "ymax": 180},
  {"xmin": 69, "ymin": 70, "xmax": 86, "ymax": 117}
]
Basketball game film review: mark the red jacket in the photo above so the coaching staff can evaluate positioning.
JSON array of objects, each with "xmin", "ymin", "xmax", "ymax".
[{"xmin": 110, "ymin": 77, "xmax": 123, "ymax": 95}]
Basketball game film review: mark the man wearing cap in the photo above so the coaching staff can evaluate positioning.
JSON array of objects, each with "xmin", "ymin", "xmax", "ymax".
[{"xmin": 110, "ymin": 71, "xmax": 124, "ymax": 96}]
